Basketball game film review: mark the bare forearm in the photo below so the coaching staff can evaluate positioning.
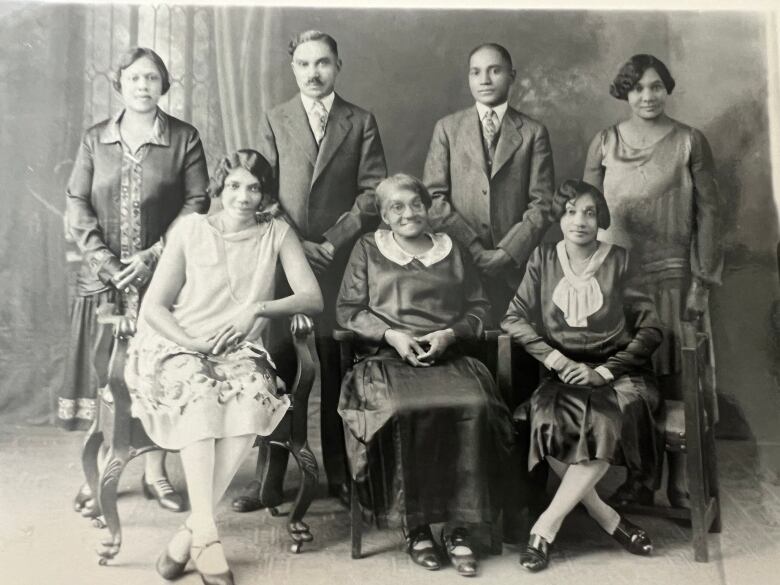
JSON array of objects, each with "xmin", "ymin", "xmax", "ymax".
[
  {"xmin": 257, "ymin": 291, "xmax": 323, "ymax": 320},
  {"xmin": 142, "ymin": 304, "xmax": 198, "ymax": 350}
]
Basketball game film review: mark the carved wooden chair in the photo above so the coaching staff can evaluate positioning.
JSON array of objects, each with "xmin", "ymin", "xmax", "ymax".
[
  {"xmin": 498, "ymin": 320, "xmax": 721, "ymax": 562},
  {"xmin": 80, "ymin": 301, "xmax": 319, "ymax": 564},
  {"xmin": 334, "ymin": 329, "xmax": 503, "ymax": 560}
]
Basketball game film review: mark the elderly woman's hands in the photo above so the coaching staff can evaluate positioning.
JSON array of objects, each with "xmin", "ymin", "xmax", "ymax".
[
  {"xmin": 415, "ymin": 329, "xmax": 456, "ymax": 364},
  {"xmin": 384, "ymin": 329, "xmax": 430, "ymax": 367},
  {"xmin": 558, "ymin": 359, "xmax": 607, "ymax": 386},
  {"xmin": 112, "ymin": 253, "xmax": 154, "ymax": 291}
]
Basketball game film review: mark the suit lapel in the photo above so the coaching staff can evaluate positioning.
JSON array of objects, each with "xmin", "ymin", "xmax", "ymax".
[
  {"xmin": 491, "ymin": 108, "xmax": 524, "ymax": 178},
  {"xmin": 283, "ymin": 97, "xmax": 318, "ymax": 168},
  {"xmin": 460, "ymin": 108, "xmax": 489, "ymax": 176},
  {"xmin": 312, "ymin": 95, "xmax": 352, "ymax": 184}
]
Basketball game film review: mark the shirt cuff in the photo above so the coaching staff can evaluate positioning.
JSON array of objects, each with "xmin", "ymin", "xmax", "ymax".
[
  {"xmin": 543, "ymin": 350, "xmax": 567, "ymax": 371},
  {"xmin": 594, "ymin": 366, "xmax": 615, "ymax": 383}
]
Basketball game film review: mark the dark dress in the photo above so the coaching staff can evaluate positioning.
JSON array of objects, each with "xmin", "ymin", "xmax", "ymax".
[
  {"xmin": 60, "ymin": 108, "xmax": 209, "ymax": 429},
  {"xmin": 501, "ymin": 242, "xmax": 663, "ymax": 485},
  {"xmin": 337, "ymin": 230, "xmax": 515, "ymax": 529}
]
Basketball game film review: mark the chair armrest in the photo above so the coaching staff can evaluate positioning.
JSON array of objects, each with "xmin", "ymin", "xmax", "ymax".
[
  {"xmin": 333, "ymin": 328, "xmax": 356, "ymax": 343},
  {"xmin": 290, "ymin": 313, "xmax": 315, "ymax": 338},
  {"xmin": 482, "ymin": 329, "xmax": 501, "ymax": 342},
  {"xmin": 288, "ymin": 315, "xmax": 317, "ymax": 450}
]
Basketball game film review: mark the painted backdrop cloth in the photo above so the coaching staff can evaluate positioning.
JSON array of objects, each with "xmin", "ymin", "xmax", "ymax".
[
  {"xmin": 125, "ymin": 214, "xmax": 291, "ymax": 449},
  {"xmin": 583, "ymin": 119, "xmax": 722, "ymax": 381},
  {"xmin": 502, "ymin": 243, "xmax": 663, "ymax": 485},
  {"xmin": 337, "ymin": 232, "xmax": 514, "ymax": 528}
]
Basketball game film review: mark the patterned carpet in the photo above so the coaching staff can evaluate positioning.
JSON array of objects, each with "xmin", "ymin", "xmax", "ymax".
[{"xmin": 1, "ymin": 418, "xmax": 778, "ymax": 585}]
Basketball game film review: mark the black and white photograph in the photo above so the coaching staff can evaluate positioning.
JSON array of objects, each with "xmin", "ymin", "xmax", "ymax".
[{"xmin": 1, "ymin": 1, "xmax": 778, "ymax": 584}]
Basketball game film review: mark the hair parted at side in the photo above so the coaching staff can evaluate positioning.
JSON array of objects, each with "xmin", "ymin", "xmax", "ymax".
[
  {"xmin": 112, "ymin": 47, "xmax": 171, "ymax": 94},
  {"xmin": 208, "ymin": 150, "xmax": 283, "ymax": 221},
  {"xmin": 609, "ymin": 54, "xmax": 675, "ymax": 101},
  {"xmin": 288, "ymin": 30, "xmax": 339, "ymax": 57},
  {"xmin": 468, "ymin": 42, "xmax": 513, "ymax": 68},
  {"xmin": 376, "ymin": 173, "xmax": 433, "ymax": 213},
  {"xmin": 551, "ymin": 179, "xmax": 611, "ymax": 230}
]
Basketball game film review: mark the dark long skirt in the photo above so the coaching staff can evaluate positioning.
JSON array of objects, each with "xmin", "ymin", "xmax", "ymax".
[
  {"xmin": 338, "ymin": 348, "xmax": 515, "ymax": 529},
  {"xmin": 528, "ymin": 371, "xmax": 662, "ymax": 487}
]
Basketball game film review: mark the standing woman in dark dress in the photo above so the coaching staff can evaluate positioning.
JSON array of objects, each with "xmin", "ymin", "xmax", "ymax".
[
  {"xmin": 62, "ymin": 46, "xmax": 209, "ymax": 514},
  {"xmin": 583, "ymin": 54, "xmax": 722, "ymax": 507},
  {"xmin": 337, "ymin": 174, "xmax": 514, "ymax": 577},
  {"xmin": 502, "ymin": 180, "xmax": 662, "ymax": 572}
]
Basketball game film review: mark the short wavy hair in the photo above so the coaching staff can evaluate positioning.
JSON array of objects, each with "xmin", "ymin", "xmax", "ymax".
[
  {"xmin": 551, "ymin": 179, "xmax": 610, "ymax": 230},
  {"xmin": 376, "ymin": 173, "xmax": 432, "ymax": 214},
  {"xmin": 112, "ymin": 47, "xmax": 171, "ymax": 95},
  {"xmin": 288, "ymin": 30, "xmax": 339, "ymax": 58},
  {"xmin": 609, "ymin": 54, "xmax": 675, "ymax": 101},
  {"xmin": 208, "ymin": 150, "xmax": 282, "ymax": 221}
]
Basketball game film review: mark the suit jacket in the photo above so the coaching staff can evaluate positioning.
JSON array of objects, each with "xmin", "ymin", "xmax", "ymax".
[
  {"xmin": 423, "ymin": 105, "xmax": 555, "ymax": 287},
  {"xmin": 257, "ymin": 93, "xmax": 387, "ymax": 252}
]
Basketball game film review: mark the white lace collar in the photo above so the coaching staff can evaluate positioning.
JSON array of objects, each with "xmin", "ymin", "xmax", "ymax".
[
  {"xmin": 374, "ymin": 229, "xmax": 453, "ymax": 267},
  {"xmin": 552, "ymin": 241, "xmax": 612, "ymax": 327}
]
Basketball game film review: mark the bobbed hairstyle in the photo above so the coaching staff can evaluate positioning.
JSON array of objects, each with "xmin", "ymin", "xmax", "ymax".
[
  {"xmin": 112, "ymin": 47, "xmax": 171, "ymax": 95},
  {"xmin": 551, "ymin": 179, "xmax": 611, "ymax": 230},
  {"xmin": 609, "ymin": 54, "xmax": 675, "ymax": 101},
  {"xmin": 288, "ymin": 30, "xmax": 339, "ymax": 58},
  {"xmin": 208, "ymin": 150, "xmax": 282, "ymax": 221},
  {"xmin": 376, "ymin": 173, "xmax": 433, "ymax": 214},
  {"xmin": 468, "ymin": 42, "xmax": 513, "ymax": 69}
]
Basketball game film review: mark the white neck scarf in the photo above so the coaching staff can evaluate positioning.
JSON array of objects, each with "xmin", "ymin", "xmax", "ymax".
[{"xmin": 552, "ymin": 241, "xmax": 612, "ymax": 327}]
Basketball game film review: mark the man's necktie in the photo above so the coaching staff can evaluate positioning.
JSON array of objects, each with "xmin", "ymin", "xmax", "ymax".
[
  {"xmin": 311, "ymin": 100, "xmax": 328, "ymax": 145},
  {"xmin": 482, "ymin": 109, "xmax": 499, "ymax": 164}
]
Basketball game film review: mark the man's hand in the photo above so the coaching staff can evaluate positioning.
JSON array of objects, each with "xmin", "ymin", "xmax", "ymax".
[
  {"xmin": 474, "ymin": 248, "xmax": 512, "ymax": 277},
  {"xmin": 684, "ymin": 278, "xmax": 709, "ymax": 320},
  {"xmin": 384, "ymin": 329, "xmax": 430, "ymax": 367},
  {"xmin": 302, "ymin": 240, "xmax": 335, "ymax": 275}
]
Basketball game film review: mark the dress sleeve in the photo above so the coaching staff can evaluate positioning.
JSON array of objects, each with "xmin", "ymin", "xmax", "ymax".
[
  {"xmin": 689, "ymin": 128, "xmax": 723, "ymax": 287},
  {"xmin": 601, "ymin": 250, "xmax": 664, "ymax": 378},
  {"xmin": 65, "ymin": 132, "xmax": 122, "ymax": 284},
  {"xmin": 323, "ymin": 113, "xmax": 387, "ymax": 251},
  {"xmin": 449, "ymin": 244, "xmax": 491, "ymax": 338},
  {"xmin": 496, "ymin": 124, "xmax": 555, "ymax": 266},
  {"xmin": 336, "ymin": 238, "xmax": 392, "ymax": 342},
  {"xmin": 180, "ymin": 130, "xmax": 210, "ymax": 215},
  {"xmin": 423, "ymin": 119, "xmax": 484, "ymax": 256},
  {"xmin": 500, "ymin": 247, "xmax": 559, "ymax": 363},
  {"xmin": 582, "ymin": 130, "xmax": 606, "ymax": 191}
]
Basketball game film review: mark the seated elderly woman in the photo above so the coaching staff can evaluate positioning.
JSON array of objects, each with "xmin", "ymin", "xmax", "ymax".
[
  {"xmin": 501, "ymin": 179, "xmax": 663, "ymax": 572},
  {"xmin": 124, "ymin": 149, "xmax": 322, "ymax": 585},
  {"xmin": 336, "ymin": 173, "xmax": 514, "ymax": 577}
]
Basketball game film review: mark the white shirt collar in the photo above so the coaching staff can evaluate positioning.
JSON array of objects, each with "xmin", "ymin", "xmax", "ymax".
[
  {"xmin": 475, "ymin": 101, "xmax": 508, "ymax": 126},
  {"xmin": 374, "ymin": 229, "xmax": 453, "ymax": 267},
  {"xmin": 300, "ymin": 92, "xmax": 335, "ymax": 115}
]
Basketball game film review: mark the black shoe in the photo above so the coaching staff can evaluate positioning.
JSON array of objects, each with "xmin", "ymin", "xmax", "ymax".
[
  {"xmin": 156, "ymin": 525, "xmax": 192, "ymax": 580},
  {"xmin": 406, "ymin": 526, "xmax": 441, "ymax": 571},
  {"xmin": 231, "ymin": 480, "xmax": 264, "ymax": 513},
  {"xmin": 609, "ymin": 478, "xmax": 654, "ymax": 507},
  {"xmin": 328, "ymin": 482, "xmax": 351, "ymax": 509},
  {"xmin": 519, "ymin": 533, "xmax": 550, "ymax": 572},
  {"xmin": 667, "ymin": 488, "xmax": 691, "ymax": 509},
  {"xmin": 142, "ymin": 474, "xmax": 186, "ymax": 513},
  {"xmin": 611, "ymin": 517, "xmax": 653, "ymax": 556},
  {"xmin": 441, "ymin": 527, "xmax": 478, "ymax": 577}
]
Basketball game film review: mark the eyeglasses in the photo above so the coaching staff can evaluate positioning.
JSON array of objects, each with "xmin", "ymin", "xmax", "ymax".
[{"xmin": 386, "ymin": 200, "xmax": 426, "ymax": 215}]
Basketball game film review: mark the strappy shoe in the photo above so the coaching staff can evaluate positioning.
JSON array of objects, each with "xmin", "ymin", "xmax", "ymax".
[
  {"xmin": 519, "ymin": 533, "xmax": 551, "ymax": 572},
  {"xmin": 191, "ymin": 540, "xmax": 235, "ymax": 585},
  {"xmin": 405, "ymin": 525, "xmax": 441, "ymax": 571},
  {"xmin": 156, "ymin": 525, "xmax": 192, "ymax": 580},
  {"xmin": 441, "ymin": 527, "xmax": 478, "ymax": 577},
  {"xmin": 611, "ymin": 517, "xmax": 653, "ymax": 556},
  {"xmin": 142, "ymin": 474, "xmax": 186, "ymax": 512}
]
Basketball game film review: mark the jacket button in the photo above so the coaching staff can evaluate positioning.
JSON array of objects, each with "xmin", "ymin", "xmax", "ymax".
[{"xmin": 482, "ymin": 189, "xmax": 487, "ymax": 195}]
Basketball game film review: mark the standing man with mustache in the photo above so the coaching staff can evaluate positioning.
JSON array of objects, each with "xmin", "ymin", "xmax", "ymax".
[
  {"xmin": 423, "ymin": 42, "xmax": 555, "ymax": 541},
  {"xmin": 232, "ymin": 30, "xmax": 387, "ymax": 511}
]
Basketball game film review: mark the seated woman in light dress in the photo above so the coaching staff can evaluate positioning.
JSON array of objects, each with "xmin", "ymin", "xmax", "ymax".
[
  {"xmin": 501, "ymin": 180, "xmax": 663, "ymax": 572},
  {"xmin": 337, "ymin": 173, "xmax": 514, "ymax": 577},
  {"xmin": 125, "ymin": 150, "xmax": 322, "ymax": 585}
]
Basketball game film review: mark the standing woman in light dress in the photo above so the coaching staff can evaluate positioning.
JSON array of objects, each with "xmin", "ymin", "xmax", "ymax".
[
  {"xmin": 125, "ymin": 149, "xmax": 322, "ymax": 585},
  {"xmin": 583, "ymin": 54, "xmax": 722, "ymax": 508},
  {"xmin": 64, "ymin": 47, "xmax": 210, "ymax": 516}
]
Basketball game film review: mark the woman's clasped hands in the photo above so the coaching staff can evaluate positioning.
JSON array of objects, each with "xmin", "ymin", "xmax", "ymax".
[
  {"xmin": 384, "ymin": 328, "xmax": 456, "ymax": 367},
  {"xmin": 188, "ymin": 304, "xmax": 260, "ymax": 355},
  {"xmin": 557, "ymin": 357, "xmax": 607, "ymax": 386}
]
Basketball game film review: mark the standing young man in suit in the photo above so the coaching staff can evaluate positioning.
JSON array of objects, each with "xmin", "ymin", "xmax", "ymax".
[
  {"xmin": 232, "ymin": 30, "xmax": 387, "ymax": 511},
  {"xmin": 423, "ymin": 43, "xmax": 555, "ymax": 540}
]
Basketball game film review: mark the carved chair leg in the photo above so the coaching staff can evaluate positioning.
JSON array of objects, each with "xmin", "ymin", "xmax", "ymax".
[
  {"xmin": 79, "ymin": 417, "xmax": 103, "ymax": 514},
  {"xmin": 284, "ymin": 441, "xmax": 318, "ymax": 553},
  {"xmin": 351, "ymin": 479, "xmax": 363, "ymax": 559},
  {"xmin": 96, "ymin": 447, "xmax": 132, "ymax": 564},
  {"xmin": 257, "ymin": 439, "xmax": 289, "ymax": 510}
]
